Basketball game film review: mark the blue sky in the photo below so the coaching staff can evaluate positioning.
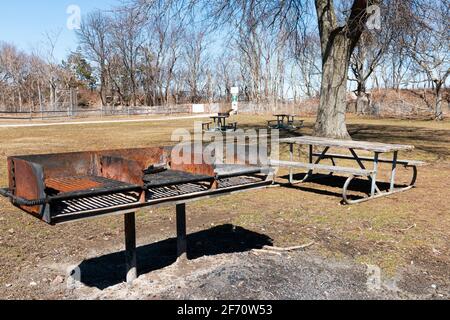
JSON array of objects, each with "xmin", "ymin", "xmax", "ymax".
[{"xmin": 0, "ymin": 0, "xmax": 118, "ymax": 62}]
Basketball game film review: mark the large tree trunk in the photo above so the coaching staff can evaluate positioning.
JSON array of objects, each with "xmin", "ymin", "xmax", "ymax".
[
  {"xmin": 37, "ymin": 83, "xmax": 43, "ymax": 116},
  {"xmin": 356, "ymin": 78, "xmax": 370, "ymax": 115},
  {"xmin": 18, "ymin": 89, "xmax": 23, "ymax": 112},
  {"xmin": 435, "ymin": 82, "xmax": 443, "ymax": 121},
  {"xmin": 314, "ymin": 0, "xmax": 376, "ymax": 139},
  {"xmin": 315, "ymin": 33, "xmax": 351, "ymax": 138},
  {"xmin": 356, "ymin": 92, "xmax": 371, "ymax": 115},
  {"xmin": 50, "ymin": 82, "xmax": 56, "ymax": 111},
  {"xmin": 99, "ymin": 66, "xmax": 107, "ymax": 107}
]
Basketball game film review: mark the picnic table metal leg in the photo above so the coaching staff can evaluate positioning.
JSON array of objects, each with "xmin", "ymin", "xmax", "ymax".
[
  {"xmin": 301, "ymin": 146, "xmax": 329, "ymax": 183},
  {"xmin": 371, "ymin": 153, "xmax": 380, "ymax": 197},
  {"xmin": 343, "ymin": 150, "xmax": 420, "ymax": 205},
  {"xmin": 176, "ymin": 203, "xmax": 187, "ymax": 261},
  {"xmin": 349, "ymin": 149, "xmax": 382, "ymax": 194},
  {"xmin": 124, "ymin": 212, "xmax": 137, "ymax": 283},
  {"xmin": 390, "ymin": 151, "xmax": 398, "ymax": 192},
  {"xmin": 301, "ymin": 145, "xmax": 314, "ymax": 183}
]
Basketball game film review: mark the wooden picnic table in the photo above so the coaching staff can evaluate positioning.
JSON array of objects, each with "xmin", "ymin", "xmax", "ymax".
[{"xmin": 271, "ymin": 136, "xmax": 425, "ymax": 204}]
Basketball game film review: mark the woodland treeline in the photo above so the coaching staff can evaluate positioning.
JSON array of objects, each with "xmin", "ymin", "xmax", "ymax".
[{"xmin": 0, "ymin": 1, "xmax": 448, "ymax": 134}]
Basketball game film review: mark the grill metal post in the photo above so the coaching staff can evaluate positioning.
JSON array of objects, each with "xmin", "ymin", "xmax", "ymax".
[
  {"xmin": 124, "ymin": 212, "xmax": 137, "ymax": 283},
  {"xmin": 289, "ymin": 143, "xmax": 294, "ymax": 183},
  {"xmin": 176, "ymin": 203, "xmax": 187, "ymax": 261}
]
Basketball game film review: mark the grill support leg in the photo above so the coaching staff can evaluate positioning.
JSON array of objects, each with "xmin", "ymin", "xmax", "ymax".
[
  {"xmin": 176, "ymin": 203, "xmax": 187, "ymax": 261},
  {"xmin": 124, "ymin": 212, "xmax": 137, "ymax": 283},
  {"xmin": 289, "ymin": 143, "xmax": 294, "ymax": 183}
]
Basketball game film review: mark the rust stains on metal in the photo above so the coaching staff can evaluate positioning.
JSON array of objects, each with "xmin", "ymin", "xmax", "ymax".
[
  {"xmin": 45, "ymin": 176, "xmax": 104, "ymax": 194},
  {"xmin": 2, "ymin": 146, "xmax": 273, "ymax": 224},
  {"xmin": 9, "ymin": 158, "xmax": 45, "ymax": 216},
  {"xmin": 99, "ymin": 156, "xmax": 145, "ymax": 186}
]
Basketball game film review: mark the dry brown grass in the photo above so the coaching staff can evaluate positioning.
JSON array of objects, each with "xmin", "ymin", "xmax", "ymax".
[{"xmin": 0, "ymin": 114, "xmax": 449, "ymax": 298}]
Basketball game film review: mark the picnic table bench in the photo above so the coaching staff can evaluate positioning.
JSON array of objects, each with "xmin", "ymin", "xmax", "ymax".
[
  {"xmin": 271, "ymin": 136, "xmax": 426, "ymax": 204},
  {"xmin": 268, "ymin": 114, "xmax": 304, "ymax": 130}
]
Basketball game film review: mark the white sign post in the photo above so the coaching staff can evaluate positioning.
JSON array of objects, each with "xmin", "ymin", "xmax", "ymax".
[{"xmin": 231, "ymin": 87, "xmax": 239, "ymax": 113}]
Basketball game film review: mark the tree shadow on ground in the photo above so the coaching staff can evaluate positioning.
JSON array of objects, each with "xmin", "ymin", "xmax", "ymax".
[
  {"xmin": 75, "ymin": 224, "xmax": 272, "ymax": 290},
  {"xmin": 348, "ymin": 124, "xmax": 450, "ymax": 160}
]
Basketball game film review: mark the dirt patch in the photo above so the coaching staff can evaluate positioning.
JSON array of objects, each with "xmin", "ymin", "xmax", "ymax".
[{"xmin": 0, "ymin": 250, "xmax": 404, "ymax": 300}]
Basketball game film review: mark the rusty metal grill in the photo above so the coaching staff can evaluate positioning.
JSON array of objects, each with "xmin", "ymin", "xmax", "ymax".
[
  {"xmin": 147, "ymin": 183, "xmax": 210, "ymax": 200},
  {"xmin": 143, "ymin": 170, "xmax": 213, "ymax": 188},
  {"xmin": 1, "ymin": 146, "xmax": 274, "ymax": 224},
  {"xmin": 0, "ymin": 146, "xmax": 277, "ymax": 285},
  {"xmin": 217, "ymin": 175, "xmax": 265, "ymax": 189},
  {"xmin": 45, "ymin": 176, "xmax": 104, "ymax": 193},
  {"xmin": 52, "ymin": 191, "xmax": 141, "ymax": 216},
  {"xmin": 45, "ymin": 176, "xmax": 132, "ymax": 195}
]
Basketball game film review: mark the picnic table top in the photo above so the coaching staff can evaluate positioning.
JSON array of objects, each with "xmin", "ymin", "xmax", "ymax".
[
  {"xmin": 273, "ymin": 114, "xmax": 296, "ymax": 117},
  {"xmin": 210, "ymin": 115, "xmax": 229, "ymax": 119},
  {"xmin": 279, "ymin": 136, "xmax": 415, "ymax": 153}
]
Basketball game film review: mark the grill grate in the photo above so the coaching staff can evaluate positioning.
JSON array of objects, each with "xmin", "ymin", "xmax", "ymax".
[
  {"xmin": 46, "ymin": 176, "xmax": 131, "ymax": 195},
  {"xmin": 52, "ymin": 191, "xmax": 141, "ymax": 215},
  {"xmin": 217, "ymin": 175, "xmax": 264, "ymax": 189},
  {"xmin": 147, "ymin": 183, "xmax": 209, "ymax": 200}
]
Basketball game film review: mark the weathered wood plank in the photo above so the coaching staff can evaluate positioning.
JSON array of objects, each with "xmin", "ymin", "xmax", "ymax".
[
  {"xmin": 270, "ymin": 160, "xmax": 374, "ymax": 176},
  {"xmin": 279, "ymin": 136, "xmax": 414, "ymax": 153}
]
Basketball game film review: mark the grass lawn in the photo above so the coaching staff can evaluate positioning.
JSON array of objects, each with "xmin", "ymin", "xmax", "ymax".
[{"xmin": 0, "ymin": 114, "xmax": 449, "ymax": 298}]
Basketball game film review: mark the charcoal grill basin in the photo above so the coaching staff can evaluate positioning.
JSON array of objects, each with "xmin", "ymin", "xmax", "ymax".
[
  {"xmin": 1, "ymin": 147, "xmax": 276, "ymax": 283},
  {"xmin": 143, "ymin": 170, "xmax": 214, "ymax": 188}
]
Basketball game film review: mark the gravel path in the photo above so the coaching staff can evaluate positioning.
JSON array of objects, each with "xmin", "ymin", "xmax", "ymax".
[{"xmin": 0, "ymin": 114, "xmax": 213, "ymax": 128}]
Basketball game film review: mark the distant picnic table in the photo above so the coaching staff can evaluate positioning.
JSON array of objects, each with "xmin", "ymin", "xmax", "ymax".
[
  {"xmin": 203, "ymin": 112, "xmax": 238, "ymax": 132},
  {"xmin": 268, "ymin": 114, "xmax": 303, "ymax": 130},
  {"xmin": 271, "ymin": 136, "xmax": 426, "ymax": 204}
]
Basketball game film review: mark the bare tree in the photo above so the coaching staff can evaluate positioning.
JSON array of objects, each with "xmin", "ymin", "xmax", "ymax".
[
  {"xmin": 291, "ymin": 32, "xmax": 322, "ymax": 99},
  {"xmin": 406, "ymin": 0, "xmax": 449, "ymax": 120},
  {"xmin": 138, "ymin": 6, "xmax": 184, "ymax": 106},
  {"xmin": 42, "ymin": 29, "xmax": 63, "ymax": 111},
  {"xmin": 114, "ymin": 7, "xmax": 147, "ymax": 106},
  {"xmin": 77, "ymin": 11, "xmax": 111, "ymax": 107},
  {"xmin": 138, "ymin": 0, "xmax": 381, "ymax": 137},
  {"xmin": 183, "ymin": 30, "xmax": 209, "ymax": 103},
  {"xmin": 312, "ymin": 0, "xmax": 381, "ymax": 138}
]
